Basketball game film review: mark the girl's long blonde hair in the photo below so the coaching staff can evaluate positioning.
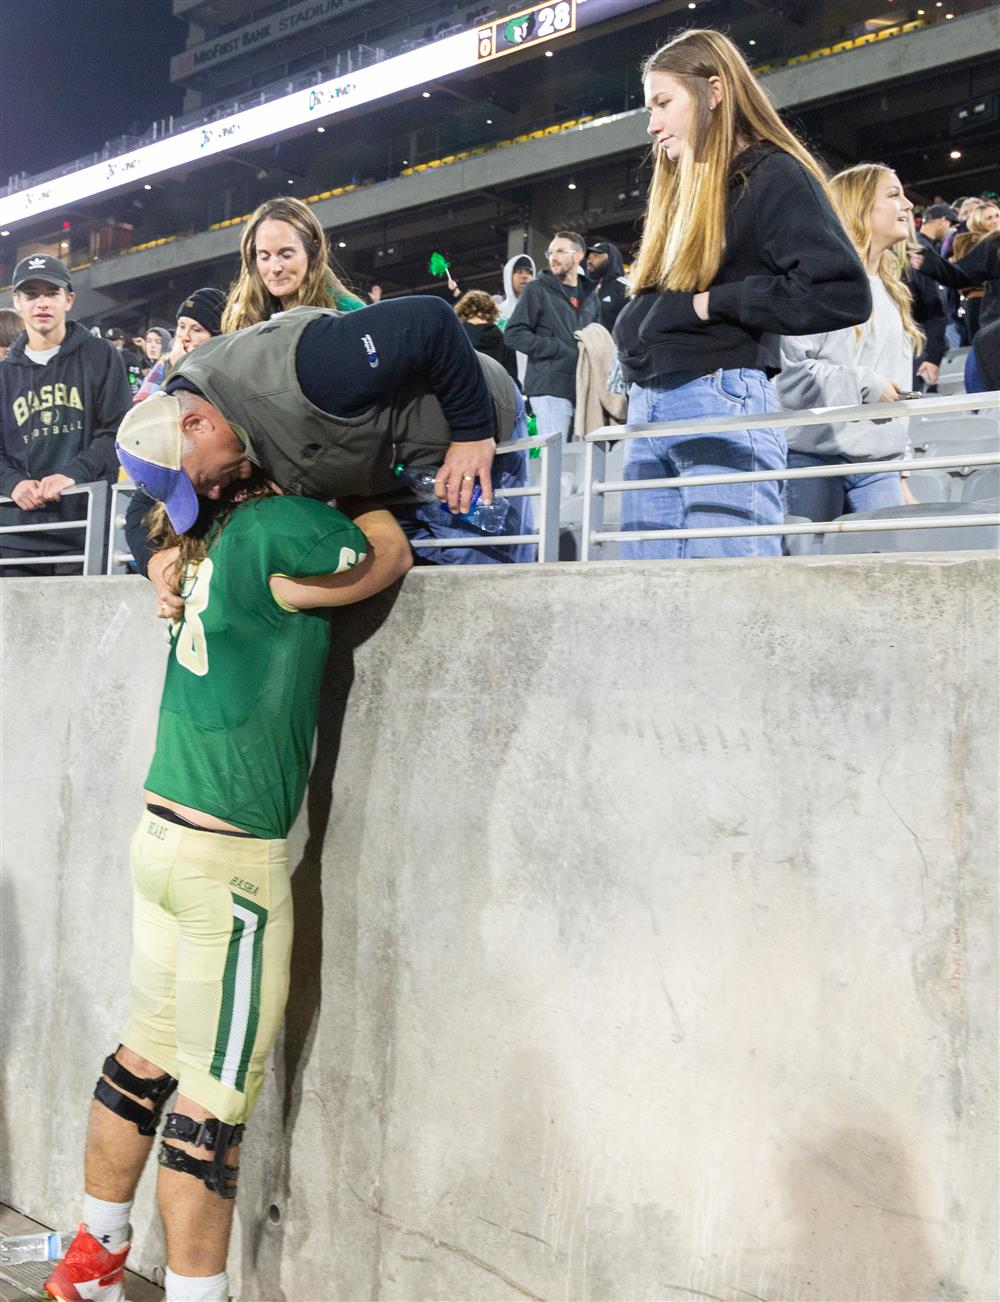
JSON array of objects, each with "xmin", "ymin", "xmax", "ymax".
[
  {"xmin": 144, "ymin": 474, "xmax": 274, "ymax": 577},
  {"xmin": 830, "ymin": 164, "xmax": 923, "ymax": 352},
  {"xmin": 629, "ymin": 28, "xmax": 833, "ymax": 295},
  {"xmin": 221, "ymin": 196, "xmax": 356, "ymax": 332}
]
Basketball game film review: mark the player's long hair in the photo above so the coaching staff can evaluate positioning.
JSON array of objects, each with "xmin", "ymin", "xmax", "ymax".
[
  {"xmin": 220, "ymin": 196, "xmax": 356, "ymax": 332},
  {"xmin": 629, "ymin": 29, "xmax": 833, "ymax": 295},
  {"xmin": 831, "ymin": 164, "xmax": 923, "ymax": 352},
  {"xmin": 145, "ymin": 475, "xmax": 274, "ymax": 578}
]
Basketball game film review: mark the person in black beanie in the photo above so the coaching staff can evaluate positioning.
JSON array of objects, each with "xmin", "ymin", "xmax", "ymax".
[
  {"xmin": 133, "ymin": 289, "xmax": 226, "ymax": 404},
  {"xmin": 175, "ymin": 288, "xmax": 226, "ymax": 347}
]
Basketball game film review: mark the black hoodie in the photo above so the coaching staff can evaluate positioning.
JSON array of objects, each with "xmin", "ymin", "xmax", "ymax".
[
  {"xmin": 590, "ymin": 243, "xmax": 629, "ymax": 332},
  {"xmin": 0, "ymin": 321, "xmax": 132, "ymax": 556},
  {"xmin": 504, "ymin": 270, "xmax": 599, "ymax": 401},
  {"xmin": 614, "ymin": 143, "xmax": 871, "ymax": 383}
]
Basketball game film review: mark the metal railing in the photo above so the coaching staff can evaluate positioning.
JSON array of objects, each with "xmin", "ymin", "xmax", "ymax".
[
  {"xmin": 403, "ymin": 429, "xmax": 561, "ymax": 563},
  {"xmin": 104, "ymin": 429, "xmax": 563, "ymax": 572},
  {"xmin": 0, "ymin": 482, "xmax": 109, "ymax": 574},
  {"xmin": 580, "ymin": 392, "xmax": 1000, "ymax": 560},
  {"xmin": 2, "ymin": 394, "xmax": 997, "ymax": 574}
]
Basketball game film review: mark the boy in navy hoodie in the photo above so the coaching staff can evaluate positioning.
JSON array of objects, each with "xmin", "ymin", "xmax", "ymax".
[{"xmin": 0, "ymin": 255, "xmax": 131, "ymax": 574}]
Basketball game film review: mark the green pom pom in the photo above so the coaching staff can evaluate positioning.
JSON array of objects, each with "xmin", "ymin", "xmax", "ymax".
[{"xmin": 428, "ymin": 252, "xmax": 451, "ymax": 276}]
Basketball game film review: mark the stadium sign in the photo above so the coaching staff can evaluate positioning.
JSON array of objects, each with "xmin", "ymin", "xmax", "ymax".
[
  {"xmin": 0, "ymin": 0, "xmax": 671, "ymax": 231},
  {"xmin": 170, "ymin": 0, "xmax": 372, "ymax": 81}
]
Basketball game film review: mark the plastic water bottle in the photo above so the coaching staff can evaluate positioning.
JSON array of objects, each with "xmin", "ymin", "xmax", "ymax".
[
  {"xmin": 394, "ymin": 465, "xmax": 510, "ymax": 534},
  {"xmin": 0, "ymin": 1229, "xmax": 74, "ymax": 1265}
]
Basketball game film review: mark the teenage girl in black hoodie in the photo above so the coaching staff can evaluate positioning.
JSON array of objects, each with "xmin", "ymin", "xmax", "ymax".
[{"xmin": 613, "ymin": 29, "xmax": 871, "ymax": 558}]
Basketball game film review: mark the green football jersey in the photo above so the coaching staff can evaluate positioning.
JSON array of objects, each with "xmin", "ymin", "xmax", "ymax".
[{"xmin": 145, "ymin": 496, "xmax": 367, "ymax": 838}]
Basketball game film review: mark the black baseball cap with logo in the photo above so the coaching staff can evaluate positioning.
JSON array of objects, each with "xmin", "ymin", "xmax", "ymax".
[
  {"xmin": 587, "ymin": 241, "xmax": 614, "ymax": 256},
  {"xmin": 923, "ymin": 204, "xmax": 958, "ymax": 223},
  {"xmin": 12, "ymin": 254, "xmax": 73, "ymax": 292}
]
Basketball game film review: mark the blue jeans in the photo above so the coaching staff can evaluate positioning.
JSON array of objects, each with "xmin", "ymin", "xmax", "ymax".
[
  {"xmin": 530, "ymin": 395, "xmax": 574, "ymax": 442},
  {"xmin": 622, "ymin": 369, "xmax": 786, "ymax": 559},
  {"xmin": 786, "ymin": 450, "xmax": 903, "ymax": 524},
  {"xmin": 393, "ymin": 385, "xmax": 535, "ymax": 565}
]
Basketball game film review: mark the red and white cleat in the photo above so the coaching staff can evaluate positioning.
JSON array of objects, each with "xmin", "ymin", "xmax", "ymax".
[{"xmin": 43, "ymin": 1224, "xmax": 130, "ymax": 1301}]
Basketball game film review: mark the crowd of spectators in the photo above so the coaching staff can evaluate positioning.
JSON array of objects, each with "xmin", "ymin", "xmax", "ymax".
[{"xmin": 2, "ymin": 29, "xmax": 997, "ymax": 578}]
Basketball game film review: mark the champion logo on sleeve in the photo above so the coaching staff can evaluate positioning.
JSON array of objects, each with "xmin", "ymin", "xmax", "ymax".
[{"xmin": 362, "ymin": 334, "xmax": 379, "ymax": 368}]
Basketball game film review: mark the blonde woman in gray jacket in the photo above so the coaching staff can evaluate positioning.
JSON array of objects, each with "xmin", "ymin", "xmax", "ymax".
[{"xmin": 778, "ymin": 164, "xmax": 924, "ymax": 523}]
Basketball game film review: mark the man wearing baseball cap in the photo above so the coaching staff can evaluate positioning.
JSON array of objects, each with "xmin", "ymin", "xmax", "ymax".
[
  {"xmin": 117, "ymin": 295, "xmax": 536, "ymax": 609},
  {"xmin": 0, "ymin": 255, "xmax": 132, "ymax": 574},
  {"xmin": 585, "ymin": 239, "xmax": 629, "ymax": 332},
  {"xmin": 917, "ymin": 204, "xmax": 958, "ymax": 253}
]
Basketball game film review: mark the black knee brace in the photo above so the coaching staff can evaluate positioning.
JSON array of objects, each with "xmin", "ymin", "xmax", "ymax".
[
  {"xmin": 93, "ymin": 1051, "xmax": 177, "ymax": 1136},
  {"xmin": 158, "ymin": 1112, "xmax": 245, "ymax": 1199}
]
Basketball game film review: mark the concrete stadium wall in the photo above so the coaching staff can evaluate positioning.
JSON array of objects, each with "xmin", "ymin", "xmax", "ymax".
[{"xmin": 1, "ymin": 555, "xmax": 997, "ymax": 1302}]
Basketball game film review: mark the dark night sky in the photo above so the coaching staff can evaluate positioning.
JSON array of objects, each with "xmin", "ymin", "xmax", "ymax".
[{"xmin": 0, "ymin": 0, "xmax": 187, "ymax": 183}]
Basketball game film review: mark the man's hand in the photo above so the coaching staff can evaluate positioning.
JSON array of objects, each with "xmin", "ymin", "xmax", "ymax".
[
  {"xmin": 148, "ymin": 545, "xmax": 184, "ymax": 621},
  {"xmin": 916, "ymin": 360, "xmax": 939, "ymax": 387},
  {"xmin": 10, "ymin": 479, "xmax": 45, "ymax": 510},
  {"xmin": 37, "ymin": 473, "xmax": 76, "ymax": 502},
  {"xmin": 909, "ymin": 251, "xmax": 925, "ymax": 271},
  {"xmin": 435, "ymin": 437, "xmax": 496, "ymax": 513}
]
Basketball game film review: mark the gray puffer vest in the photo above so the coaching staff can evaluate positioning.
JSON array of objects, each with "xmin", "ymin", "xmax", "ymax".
[{"xmin": 172, "ymin": 307, "xmax": 517, "ymax": 499}]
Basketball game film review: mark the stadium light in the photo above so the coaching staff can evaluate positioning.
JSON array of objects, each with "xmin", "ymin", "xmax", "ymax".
[
  {"xmin": 317, "ymin": 126, "xmax": 325, "ymax": 132},
  {"xmin": 949, "ymin": 149, "xmax": 962, "ymax": 159}
]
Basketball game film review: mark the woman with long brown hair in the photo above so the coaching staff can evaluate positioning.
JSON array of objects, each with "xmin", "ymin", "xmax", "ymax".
[
  {"xmin": 221, "ymin": 196, "xmax": 363, "ymax": 332},
  {"xmin": 613, "ymin": 29, "xmax": 871, "ymax": 559},
  {"xmin": 778, "ymin": 165, "xmax": 924, "ymax": 526}
]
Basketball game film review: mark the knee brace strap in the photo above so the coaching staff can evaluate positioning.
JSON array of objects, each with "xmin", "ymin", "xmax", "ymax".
[
  {"xmin": 162, "ymin": 1112, "xmax": 244, "ymax": 1152},
  {"xmin": 158, "ymin": 1140, "xmax": 240, "ymax": 1199},
  {"xmin": 93, "ymin": 1053, "xmax": 177, "ymax": 1137}
]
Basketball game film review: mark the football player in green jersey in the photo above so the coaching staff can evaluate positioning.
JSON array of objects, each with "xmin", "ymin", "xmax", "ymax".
[{"xmin": 45, "ymin": 480, "xmax": 411, "ymax": 1302}]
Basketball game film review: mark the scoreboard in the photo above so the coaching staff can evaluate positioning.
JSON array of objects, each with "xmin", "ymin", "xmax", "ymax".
[{"xmin": 477, "ymin": 0, "xmax": 577, "ymax": 62}]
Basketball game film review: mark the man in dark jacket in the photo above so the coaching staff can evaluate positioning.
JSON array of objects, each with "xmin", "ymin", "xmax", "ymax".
[
  {"xmin": 504, "ymin": 230, "xmax": 599, "ymax": 441},
  {"xmin": 586, "ymin": 240, "xmax": 628, "ymax": 332},
  {"xmin": 0, "ymin": 255, "xmax": 132, "ymax": 574},
  {"xmin": 906, "ymin": 264, "xmax": 947, "ymax": 391},
  {"xmin": 917, "ymin": 204, "xmax": 957, "ymax": 254}
]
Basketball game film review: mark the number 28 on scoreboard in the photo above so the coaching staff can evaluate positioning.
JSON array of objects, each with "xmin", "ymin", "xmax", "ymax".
[{"xmin": 477, "ymin": 0, "xmax": 576, "ymax": 62}]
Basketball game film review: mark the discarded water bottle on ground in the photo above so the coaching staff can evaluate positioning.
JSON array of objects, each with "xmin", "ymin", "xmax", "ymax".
[
  {"xmin": 0, "ymin": 1229, "xmax": 74, "ymax": 1265},
  {"xmin": 394, "ymin": 465, "xmax": 510, "ymax": 534}
]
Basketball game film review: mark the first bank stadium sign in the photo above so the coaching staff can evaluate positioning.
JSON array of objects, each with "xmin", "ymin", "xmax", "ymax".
[
  {"xmin": 171, "ymin": 0, "xmax": 372, "ymax": 80},
  {"xmin": 0, "ymin": 0, "xmax": 577, "ymax": 231}
]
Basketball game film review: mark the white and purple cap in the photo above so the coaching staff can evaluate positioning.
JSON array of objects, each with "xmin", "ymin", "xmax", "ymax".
[{"xmin": 115, "ymin": 392, "xmax": 200, "ymax": 533}]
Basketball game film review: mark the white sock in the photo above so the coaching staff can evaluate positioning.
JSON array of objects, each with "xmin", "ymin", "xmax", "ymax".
[
  {"xmin": 164, "ymin": 1267, "xmax": 229, "ymax": 1301},
  {"xmin": 81, "ymin": 1194, "xmax": 132, "ymax": 1252}
]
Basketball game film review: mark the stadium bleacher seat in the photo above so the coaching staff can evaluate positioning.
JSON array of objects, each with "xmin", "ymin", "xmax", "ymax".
[
  {"xmin": 906, "ymin": 469, "xmax": 956, "ymax": 504},
  {"xmin": 821, "ymin": 501, "xmax": 1000, "ymax": 554},
  {"xmin": 961, "ymin": 466, "xmax": 1000, "ymax": 503}
]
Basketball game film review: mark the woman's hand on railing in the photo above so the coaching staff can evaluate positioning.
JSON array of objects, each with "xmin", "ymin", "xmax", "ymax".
[{"xmin": 877, "ymin": 380, "xmax": 902, "ymax": 403}]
